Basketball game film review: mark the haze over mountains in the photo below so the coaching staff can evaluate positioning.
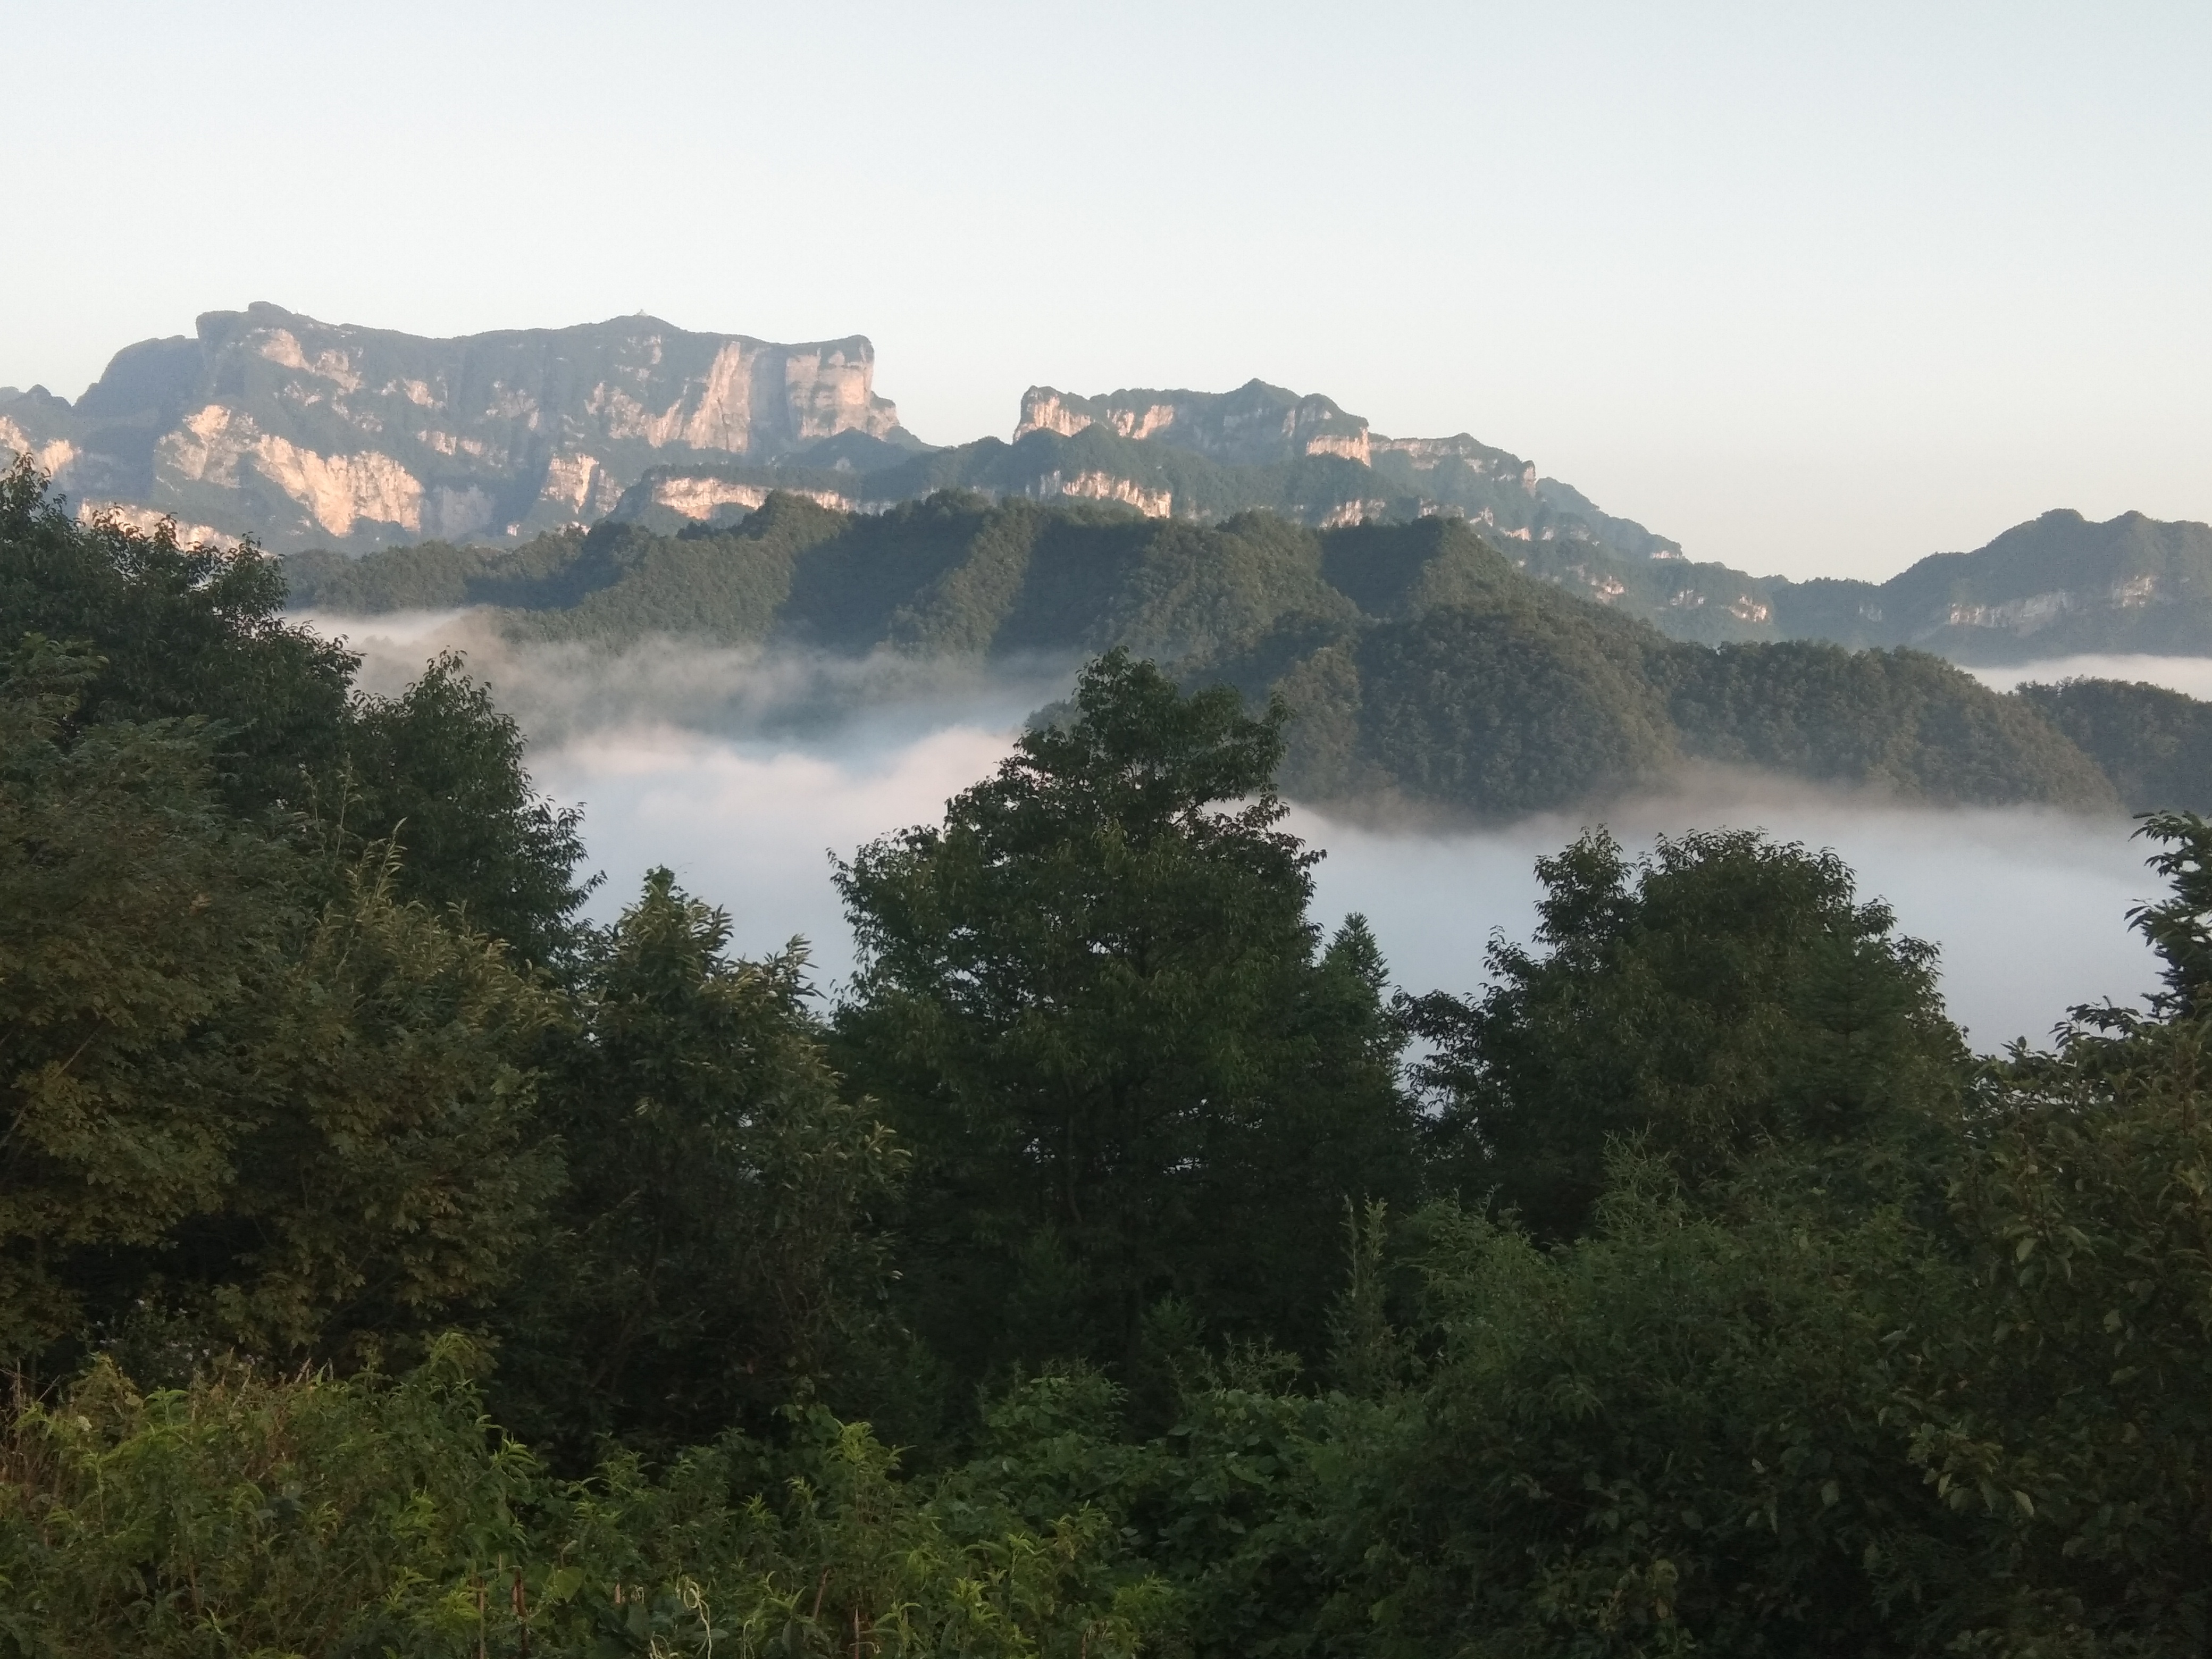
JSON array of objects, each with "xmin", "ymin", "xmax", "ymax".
[
  {"xmin": 11, "ymin": 303, "xmax": 2212, "ymax": 827},
  {"xmin": 7, "ymin": 303, "xmax": 2199, "ymax": 1018}
]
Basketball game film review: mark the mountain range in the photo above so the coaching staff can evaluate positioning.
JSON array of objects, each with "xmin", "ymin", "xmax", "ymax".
[
  {"xmin": 0, "ymin": 305, "xmax": 1683, "ymax": 564},
  {"xmin": 9, "ymin": 305, "xmax": 2212, "ymax": 665}
]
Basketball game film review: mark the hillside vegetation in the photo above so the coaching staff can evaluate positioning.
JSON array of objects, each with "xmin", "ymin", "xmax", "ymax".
[
  {"xmin": 7, "ymin": 462, "xmax": 2212, "ymax": 1654},
  {"xmin": 288, "ymin": 492, "xmax": 2153, "ymax": 817}
]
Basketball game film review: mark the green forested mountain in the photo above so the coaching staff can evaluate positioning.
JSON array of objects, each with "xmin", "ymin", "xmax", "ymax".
[
  {"xmin": 288, "ymin": 491, "xmax": 2143, "ymax": 817},
  {"xmin": 2017, "ymin": 674, "xmax": 2212, "ymax": 812},
  {"xmin": 1774, "ymin": 508, "xmax": 2212, "ymax": 660},
  {"xmin": 9, "ymin": 469, "xmax": 2212, "ymax": 1653},
  {"xmin": 1481, "ymin": 506, "xmax": 2212, "ymax": 660}
]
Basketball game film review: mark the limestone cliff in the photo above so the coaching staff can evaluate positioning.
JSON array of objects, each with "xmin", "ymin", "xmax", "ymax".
[
  {"xmin": 616, "ymin": 371, "xmax": 1688, "ymax": 580},
  {"xmin": 0, "ymin": 304, "xmax": 913, "ymax": 550},
  {"xmin": 999, "ymin": 381, "xmax": 1683, "ymax": 564},
  {"xmin": 1016, "ymin": 380, "xmax": 1372, "ymax": 467}
]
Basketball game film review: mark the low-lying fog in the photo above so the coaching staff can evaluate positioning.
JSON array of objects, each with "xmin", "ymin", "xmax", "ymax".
[
  {"xmin": 312, "ymin": 610, "xmax": 2193, "ymax": 1052},
  {"xmin": 1964, "ymin": 653, "xmax": 2212, "ymax": 699}
]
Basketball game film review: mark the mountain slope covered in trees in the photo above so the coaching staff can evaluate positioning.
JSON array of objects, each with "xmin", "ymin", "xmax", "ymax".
[{"xmin": 286, "ymin": 490, "xmax": 2191, "ymax": 817}]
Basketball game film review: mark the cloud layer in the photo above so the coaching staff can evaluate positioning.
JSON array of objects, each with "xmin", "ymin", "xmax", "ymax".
[{"xmin": 322, "ymin": 617, "xmax": 2171, "ymax": 1049}]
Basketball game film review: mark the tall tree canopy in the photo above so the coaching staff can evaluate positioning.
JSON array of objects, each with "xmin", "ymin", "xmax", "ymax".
[
  {"xmin": 0, "ymin": 462, "xmax": 354, "ymax": 818},
  {"xmin": 0, "ymin": 640, "xmax": 559, "ymax": 1375},
  {"xmin": 492, "ymin": 870, "xmax": 903, "ymax": 1467},
  {"xmin": 834, "ymin": 649, "xmax": 1416, "ymax": 1388},
  {"xmin": 1404, "ymin": 826, "xmax": 1970, "ymax": 1237}
]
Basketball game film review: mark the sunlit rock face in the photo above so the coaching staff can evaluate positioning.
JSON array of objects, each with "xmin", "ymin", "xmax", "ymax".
[
  {"xmin": 1016, "ymin": 379, "xmax": 1373, "ymax": 467},
  {"xmin": 0, "ymin": 304, "xmax": 910, "ymax": 550}
]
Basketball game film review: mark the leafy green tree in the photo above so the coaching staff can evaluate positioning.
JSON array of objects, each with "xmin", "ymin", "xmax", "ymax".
[
  {"xmin": 0, "ymin": 639, "xmax": 562, "ymax": 1377},
  {"xmin": 494, "ymin": 870, "xmax": 904, "ymax": 1466},
  {"xmin": 1910, "ymin": 1028, "xmax": 2212, "ymax": 1653},
  {"xmin": 0, "ymin": 459, "xmax": 356, "ymax": 819},
  {"xmin": 343, "ymin": 651, "xmax": 594, "ymax": 969},
  {"xmin": 833, "ymin": 649, "xmax": 1417, "ymax": 1389},
  {"xmin": 2, "ymin": 465, "xmax": 589, "ymax": 963},
  {"xmin": 1404, "ymin": 827, "xmax": 1968, "ymax": 1238},
  {"xmin": 2117, "ymin": 806, "xmax": 2212, "ymax": 1008},
  {"xmin": 1895, "ymin": 809, "xmax": 2212, "ymax": 1652},
  {"xmin": 198, "ymin": 857, "xmax": 563, "ymax": 1371},
  {"xmin": 1337, "ymin": 1173, "xmax": 1973, "ymax": 1659},
  {"xmin": 0, "ymin": 639, "xmax": 294, "ymax": 1364}
]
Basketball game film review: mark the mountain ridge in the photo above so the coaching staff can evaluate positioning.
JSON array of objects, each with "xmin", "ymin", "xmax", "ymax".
[
  {"xmin": 1, "ymin": 306, "xmax": 1688, "ymax": 565},
  {"xmin": 282, "ymin": 488, "xmax": 2201, "ymax": 822},
  {"xmin": 0, "ymin": 304, "xmax": 914, "ymax": 550},
  {"xmin": 9, "ymin": 307, "xmax": 2211, "ymax": 661}
]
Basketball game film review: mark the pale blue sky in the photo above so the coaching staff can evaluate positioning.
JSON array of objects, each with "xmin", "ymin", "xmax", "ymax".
[{"xmin": 7, "ymin": 1, "xmax": 2206, "ymax": 577}]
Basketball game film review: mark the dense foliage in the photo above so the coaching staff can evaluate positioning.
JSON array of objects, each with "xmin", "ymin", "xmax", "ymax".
[
  {"xmin": 2018, "ymin": 675, "xmax": 2212, "ymax": 812},
  {"xmin": 1401, "ymin": 826, "xmax": 1967, "ymax": 1238},
  {"xmin": 833, "ymin": 651, "xmax": 1414, "ymax": 1403},
  {"xmin": 6, "ymin": 466, "xmax": 2211, "ymax": 1655}
]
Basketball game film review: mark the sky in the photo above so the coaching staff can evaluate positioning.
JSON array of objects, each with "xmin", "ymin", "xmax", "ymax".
[{"xmin": 6, "ymin": 1, "xmax": 2207, "ymax": 578}]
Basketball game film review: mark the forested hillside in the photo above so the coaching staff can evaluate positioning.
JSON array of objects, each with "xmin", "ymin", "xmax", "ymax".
[
  {"xmin": 6, "ymin": 459, "xmax": 2211, "ymax": 1654},
  {"xmin": 2020, "ymin": 676, "xmax": 2212, "ymax": 812},
  {"xmin": 286, "ymin": 489, "xmax": 2186, "ymax": 818}
]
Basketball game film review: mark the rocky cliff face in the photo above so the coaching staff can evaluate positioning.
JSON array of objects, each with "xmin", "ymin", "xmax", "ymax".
[
  {"xmin": 0, "ymin": 304, "xmax": 910, "ymax": 550},
  {"xmin": 1016, "ymin": 380, "xmax": 1373, "ymax": 466},
  {"xmin": 5, "ymin": 310, "xmax": 1682, "ymax": 565},
  {"xmin": 1000, "ymin": 381, "xmax": 1683, "ymax": 562}
]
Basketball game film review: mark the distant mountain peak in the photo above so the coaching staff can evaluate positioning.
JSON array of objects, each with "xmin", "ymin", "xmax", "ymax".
[
  {"xmin": 0, "ymin": 307, "xmax": 909, "ymax": 550},
  {"xmin": 1016, "ymin": 381, "xmax": 1372, "ymax": 466}
]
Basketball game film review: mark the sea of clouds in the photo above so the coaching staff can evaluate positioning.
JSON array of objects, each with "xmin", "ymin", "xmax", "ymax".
[{"xmin": 305, "ymin": 609, "xmax": 2188, "ymax": 1051}]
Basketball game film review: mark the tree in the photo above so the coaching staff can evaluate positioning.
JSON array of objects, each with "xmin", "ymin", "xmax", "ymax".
[
  {"xmin": 0, "ymin": 638, "xmax": 292, "ymax": 1365},
  {"xmin": 1900, "ymin": 810, "xmax": 2212, "ymax": 1652},
  {"xmin": 1, "ymin": 464, "xmax": 591, "ymax": 967},
  {"xmin": 833, "ymin": 649, "xmax": 1416, "ymax": 1388},
  {"xmin": 493, "ymin": 870, "xmax": 904, "ymax": 1466},
  {"xmin": 0, "ymin": 640, "xmax": 560, "ymax": 1377},
  {"xmin": 0, "ymin": 458, "xmax": 356, "ymax": 820},
  {"xmin": 343, "ymin": 651, "xmax": 594, "ymax": 970},
  {"xmin": 200, "ymin": 857, "xmax": 563, "ymax": 1371},
  {"xmin": 1404, "ymin": 827, "xmax": 1968, "ymax": 1238}
]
